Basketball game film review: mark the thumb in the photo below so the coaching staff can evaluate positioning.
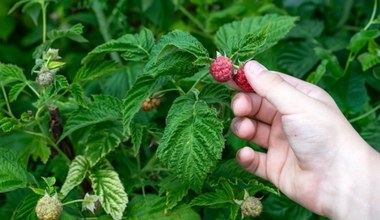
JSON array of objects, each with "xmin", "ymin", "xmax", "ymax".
[{"xmin": 244, "ymin": 60, "xmax": 313, "ymax": 114}]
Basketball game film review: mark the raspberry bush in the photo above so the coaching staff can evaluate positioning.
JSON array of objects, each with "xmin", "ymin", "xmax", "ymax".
[{"xmin": 0, "ymin": 0, "xmax": 380, "ymax": 219}]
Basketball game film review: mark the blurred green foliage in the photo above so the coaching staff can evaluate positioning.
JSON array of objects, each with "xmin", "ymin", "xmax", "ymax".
[{"xmin": 0, "ymin": 0, "xmax": 379, "ymax": 219}]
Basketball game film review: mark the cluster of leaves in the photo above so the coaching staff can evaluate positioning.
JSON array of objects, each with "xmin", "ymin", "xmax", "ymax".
[{"xmin": 0, "ymin": 0, "xmax": 380, "ymax": 219}]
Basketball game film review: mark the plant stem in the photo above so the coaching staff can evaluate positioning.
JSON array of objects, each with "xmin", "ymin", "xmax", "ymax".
[
  {"xmin": 23, "ymin": 129, "xmax": 71, "ymax": 162},
  {"xmin": 344, "ymin": 0, "xmax": 378, "ymax": 74},
  {"xmin": 364, "ymin": 0, "xmax": 378, "ymax": 30},
  {"xmin": 188, "ymin": 70, "xmax": 209, "ymax": 94},
  {"xmin": 349, "ymin": 103, "xmax": 380, "ymax": 123},
  {"xmin": 179, "ymin": 6, "xmax": 205, "ymax": 31},
  {"xmin": 336, "ymin": 0, "xmax": 354, "ymax": 29},
  {"xmin": 343, "ymin": 52, "xmax": 354, "ymax": 74},
  {"xmin": 171, "ymin": 79, "xmax": 185, "ymax": 95},
  {"xmin": 1, "ymin": 85, "xmax": 15, "ymax": 118},
  {"xmin": 92, "ymin": 0, "xmax": 122, "ymax": 63},
  {"xmin": 153, "ymin": 88, "xmax": 181, "ymax": 97},
  {"xmin": 62, "ymin": 199, "xmax": 84, "ymax": 206},
  {"xmin": 41, "ymin": 2, "xmax": 47, "ymax": 44},
  {"xmin": 25, "ymin": 81, "xmax": 41, "ymax": 98}
]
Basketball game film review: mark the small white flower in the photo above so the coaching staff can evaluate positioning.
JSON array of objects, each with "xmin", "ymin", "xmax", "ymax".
[{"xmin": 82, "ymin": 193, "xmax": 99, "ymax": 213}]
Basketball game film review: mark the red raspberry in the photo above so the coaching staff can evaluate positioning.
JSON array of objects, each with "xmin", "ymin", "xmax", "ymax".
[
  {"xmin": 233, "ymin": 64, "xmax": 254, "ymax": 92},
  {"xmin": 209, "ymin": 56, "xmax": 234, "ymax": 82}
]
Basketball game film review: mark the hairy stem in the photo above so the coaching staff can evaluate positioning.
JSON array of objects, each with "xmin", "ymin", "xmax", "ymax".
[
  {"xmin": 152, "ymin": 88, "xmax": 180, "ymax": 97},
  {"xmin": 336, "ymin": 0, "xmax": 354, "ymax": 29},
  {"xmin": 62, "ymin": 199, "xmax": 85, "ymax": 206},
  {"xmin": 349, "ymin": 103, "xmax": 380, "ymax": 123},
  {"xmin": 41, "ymin": 2, "xmax": 47, "ymax": 44},
  {"xmin": 188, "ymin": 70, "xmax": 209, "ymax": 94},
  {"xmin": 25, "ymin": 81, "xmax": 41, "ymax": 98},
  {"xmin": 179, "ymin": 6, "xmax": 205, "ymax": 31},
  {"xmin": 171, "ymin": 79, "xmax": 185, "ymax": 95},
  {"xmin": 1, "ymin": 85, "xmax": 15, "ymax": 118},
  {"xmin": 364, "ymin": 0, "xmax": 378, "ymax": 30},
  {"xmin": 343, "ymin": 52, "xmax": 354, "ymax": 74}
]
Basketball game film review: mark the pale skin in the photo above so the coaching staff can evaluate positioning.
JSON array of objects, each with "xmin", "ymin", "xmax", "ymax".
[{"xmin": 229, "ymin": 61, "xmax": 380, "ymax": 219}]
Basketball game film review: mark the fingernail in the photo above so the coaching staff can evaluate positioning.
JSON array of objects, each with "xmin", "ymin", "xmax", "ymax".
[
  {"xmin": 231, "ymin": 118, "xmax": 241, "ymax": 134},
  {"xmin": 244, "ymin": 60, "xmax": 267, "ymax": 79}
]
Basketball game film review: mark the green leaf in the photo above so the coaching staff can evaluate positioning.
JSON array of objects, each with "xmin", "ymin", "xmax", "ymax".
[
  {"xmin": 262, "ymin": 194, "xmax": 313, "ymax": 220},
  {"xmin": 60, "ymin": 155, "xmax": 89, "ymax": 196},
  {"xmin": 8, "ymin": 82, "xmax": 26, "ymax": 102},
  {"xmin": 144, "ymin": 30, "xmax": 209, "ymax": 77},
  {"xmin": 90, "ymin": 169, "xmax": 128, "ymax": 220},
  {"xmin": 122, "ymin": 75, "xmax": 167, "ymax": 136},
  {"xmin": 348, "ymin": 29, "xmax": 380, "ymax": 54},
  {"xmin": 82, "ymin": 28, "xmax": 155, "ymax": 64},
  {"xmin": 23, "ymin": 2, "xmax": 40, "ymax": 26},
  {"xmin": 159, "ymin": 175, "xmax": 189, "ymax": 210},
  {"xmin": 125, "ymin": 194, "xmax": 200, "ymax": 220},
  {"xmin": 232, "ymin": 28, "xmax": 268, "ymax": 61},
  {"xmin": 287, "ymin": 19, "xmax": 324, "ymax": 39},
  {"xmin": 206, "ymin": 4, "xmax": 246, "ymax": 33},
  {"xmin": 314, "ymin": 47, "xmax": 344, "ymax": 79},
  {"xmin": 330, "ymin": 64, "xmax": 368, "ymax": 114},
  {"xmin": 143, "ymin": 0, "xmax": 175, "ymax": 29},
  {"xmin": 55, "ymin": 75, "xmax": 69, "ymax": 89},
  {"xmin": 11, "ymin": 192, "xmax": 40, "ymax": 220},
  {"xmin": 47, "ymin": 23, "xmax": 88, "ymax": 43},
  {"xmin": 0, "ymin": 148, "xmax": 28, "ymax": 193},
  {"xmin": 42, "ymin": 177, "xmax": 56, "ymax": 187},
  {"xmin": 0, "ymin": 63, "xmax": 26, "ymax": 85},
  {"xmin": 0, "ymin": 117, "xmax": 21, "ymax": 133},
  {"xmin": 212, "ymin": 159, "xmax": 280, "ymax": 195},
  {"xmin": 358, "ymin": 52, "xmax": 380, "ymax": 71},
  {"xmin": 130, "ymin": 122, "xmax": 144, "ymax": 157},
  {"xmin": 190, "ymin": 182, "xmax": 234, "ymax": 208},
  {"xmin": 0, "ymin": 16, "xmax": 16, "ymax": 42},
  {"xmin": 199, "ymin": 83, "xmax": 231, "ymax": 106},
  {"xmin": 215, "ymin": 14, "xmax": 297, "ymax": 61},
  {"xmin": 361, "ymin": 119, "xmax": 380, "ymax": 152},
  {"xmin": 70, "ymin": 83, "xmax": 87, "ymax": 106},
  {"xmin": 47, "ymin": 61, "xmax": 66, "ymax": 69},
  {"xmin": 60, "ymin": 95, "xmax": 122, "ymax": 141},
  {"xmin": 157, "ymin": 94, "xmax": 224, "ymax": 192},
  {"xmin": 278, "ymin": 41, "xmax": 319, "ymax": 78},
  {"xmin": 373, "ymin": 66, "xmax": 380, "ymax": 79},
  {"xmin": 31, "ymin": 137, "xmax": 50, "ymax": 164},
  {"xmin": 85, "ymin": 129, "xmax": 122, "ymax": 167},
  {"xmin": 74, "ymin": 60, "xmax": 120, "ymax": 82},
  {"xmin": 306, "ymin": 59, "xmax": 328, "ymax": 84},
  {"xmin": 8, "ymin": 0, "xmax": 31, "ymax": 15}
]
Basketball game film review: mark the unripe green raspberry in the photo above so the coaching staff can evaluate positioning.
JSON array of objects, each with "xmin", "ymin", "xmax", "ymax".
[
  {"xmin": 234, "ymin": 190, "xmax": 263, "ymax": 218},
  {"xmin": 36, "ymin": 67, "xmax": 55, "ymax": 87},
  {"xmin": 240, "ymin": 196, "xmax": 262, "ymax": 218},
  {"xmin": 35, "ymin": 193, "xmax": 63, "ymax": 220}
]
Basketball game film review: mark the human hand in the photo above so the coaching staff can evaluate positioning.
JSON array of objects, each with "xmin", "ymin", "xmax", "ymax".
[{"xmin": 230, "ymin": 61, "xmax": 380, "ymax": 219}]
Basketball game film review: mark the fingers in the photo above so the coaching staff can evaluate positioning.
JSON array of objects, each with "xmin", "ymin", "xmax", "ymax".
[
  {"xmin": 244, "ymin": 61, "xmax": 315, "ymax": 115},
  {"xmin": 236, "ymin": 147, "xmax": 268, "ymax": 180},
  {"xmin": 231, "ymin": 117, "xmax": 271, "ymax": 148},
  {"xmin": 273, "ymin": 71, "xmax": 338, "ymax": 109},
  {"xmin": 232, "ymin": 93, "xmax": 278, "ymax": 124}
]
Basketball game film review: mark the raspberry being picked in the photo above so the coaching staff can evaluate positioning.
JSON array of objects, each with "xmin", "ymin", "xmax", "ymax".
[
  {"xmin": 209, "ymin": 54, "xmax": 234, "ymax": 82},
  {"xmin": 233, "ymin": 63, "xmax": 254, "ymax": 92}
]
